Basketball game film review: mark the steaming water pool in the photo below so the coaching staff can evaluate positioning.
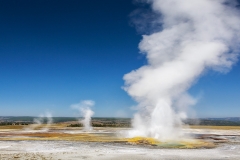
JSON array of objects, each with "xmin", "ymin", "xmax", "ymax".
[{"xmin": 0, "ymin": 127, "xmax": 240, "ymax": 159}]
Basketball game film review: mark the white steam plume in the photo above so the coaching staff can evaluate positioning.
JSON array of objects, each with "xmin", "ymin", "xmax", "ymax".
[
  {"xmin": 25, "ymin": 112, "xmax": 53, "ymax": 132},
  {"xmin": 71, "ymin": 100, "xmax": 95, "ymax": 131},
  {"xmin": 124, "ymin": 0, "xmax": 240, "ymax": 140}
]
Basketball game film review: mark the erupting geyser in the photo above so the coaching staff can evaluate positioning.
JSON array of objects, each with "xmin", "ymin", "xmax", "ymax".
[
  {"xmin": 124, "ymin": 0, "xmax": 240, "ymax": 140},
  {"xmin": 71, "ymin": 100, "xmax": 95, "ymax": 131}
]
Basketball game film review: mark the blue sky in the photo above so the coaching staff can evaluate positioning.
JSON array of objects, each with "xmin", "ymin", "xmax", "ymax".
[{"xmin": 0, "ymin": 0, "xmax": 239, "ymax": 118}]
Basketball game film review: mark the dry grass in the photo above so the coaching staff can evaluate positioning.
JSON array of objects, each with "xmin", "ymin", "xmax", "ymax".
[
  {"xmin": 0, "ymin": 125, "xmax": 24, "ymax": 129},
  {"xmin": 0, "ymin": 131, "xmax": 125, "ymax": 142},
  {"xmin": 189, "ymin": 125, "xmax": 240, "ymax": 130},
  {"xmin": 0, "ymin": 123, "xmax": 69, "ymax": 130}
]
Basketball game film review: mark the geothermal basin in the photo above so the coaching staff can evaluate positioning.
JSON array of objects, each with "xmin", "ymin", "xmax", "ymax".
[{"xmin": 0, "ymin": 125, "xmax": 240, "ymax": 159}]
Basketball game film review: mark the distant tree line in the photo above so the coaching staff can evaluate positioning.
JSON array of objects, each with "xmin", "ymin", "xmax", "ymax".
[
  {"xmin": 67, "ymin": 123, "xmax": 131, "ymax": 128},
  {"xmin": 67, "ymin": 123, "xmax": 83, "ymax": 127},
  {"xmin": 92, "ymin": 123, "xmax": 131, "ymax": 127},
  {"xmin": 0, "ymin": 122, "xmax": 30, "ymax": 125},
  {"xmin": 198, "ymin": 120, "xmax": 240, "ymax": 126},
  {"xmin": 184, "ymin": 119, "xmax": 240, "ymax": 126}
]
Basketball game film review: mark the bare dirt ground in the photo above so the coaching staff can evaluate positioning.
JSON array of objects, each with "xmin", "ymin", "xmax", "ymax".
[{"xmin": 0, "ymin": 126, "xmax": 239, "ymax": 160}]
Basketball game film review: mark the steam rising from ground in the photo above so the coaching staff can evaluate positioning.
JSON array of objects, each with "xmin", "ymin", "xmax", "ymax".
[
  {"xmin": 124, "ymin": 0, "xmax": 240, "ymax": 140},
  {"xmin": 71, "ymin": 100, "xmax": 95, "ymax": 131},
  {"xmin": 25, "ymin": 112, "xmax": 53, "ymax": 132}
]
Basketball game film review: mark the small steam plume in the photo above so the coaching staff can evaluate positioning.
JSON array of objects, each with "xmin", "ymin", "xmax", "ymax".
[
  {"xmin": 25, "ymin": 112, "xmax": 53, "ymax": 132},
  {"xmin": 71, "ymin": 100, "xmax": 95, "ymax": 131},
  {"xmin": 124, "ymin": 0, "xmax": 240, "ymax": 140}
]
